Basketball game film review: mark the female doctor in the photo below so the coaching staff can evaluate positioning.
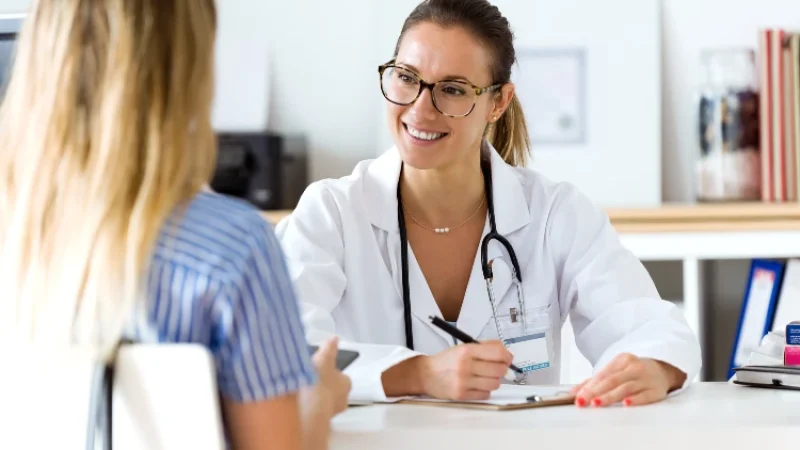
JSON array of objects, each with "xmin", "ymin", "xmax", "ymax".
[{"xmin": 276, "ymin": 0, "xmax": 701, "ymax": 408}]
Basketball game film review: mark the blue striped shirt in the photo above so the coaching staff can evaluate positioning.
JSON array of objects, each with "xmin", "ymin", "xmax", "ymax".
[{"xmin": 129, "ymin": 191, "xmax": 317, "ymax": 402}]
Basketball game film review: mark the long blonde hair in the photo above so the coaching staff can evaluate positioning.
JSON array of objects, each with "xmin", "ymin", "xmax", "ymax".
[{"xmin": 0, "ymin": 0, "xmax": 218, "ymax": 359}]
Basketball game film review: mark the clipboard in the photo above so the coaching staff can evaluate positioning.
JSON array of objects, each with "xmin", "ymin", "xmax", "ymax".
[{"xmin": 395, "ymin": 384, "xmax": 576, "ymax": 411}]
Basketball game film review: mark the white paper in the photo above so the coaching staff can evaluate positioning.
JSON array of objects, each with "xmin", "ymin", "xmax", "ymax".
[{"xmin": 404, "ymin": 384, "xmax": 572, "ymax": 406}]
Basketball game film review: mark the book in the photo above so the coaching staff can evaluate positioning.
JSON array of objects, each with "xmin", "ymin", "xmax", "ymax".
[{"xmin": 757, "ymin": 28, "xmax": 800, "ymax": 202}]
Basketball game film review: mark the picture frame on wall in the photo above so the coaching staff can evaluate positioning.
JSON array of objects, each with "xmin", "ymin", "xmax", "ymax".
[{"xmin": 513, "ymin": 48, "xmax": 587, "ymax": 146}]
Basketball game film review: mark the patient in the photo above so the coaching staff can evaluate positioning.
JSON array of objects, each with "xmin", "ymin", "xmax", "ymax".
[{"xmin": 0, "ymin": 1, "xmax": 348, "ymax": 449}]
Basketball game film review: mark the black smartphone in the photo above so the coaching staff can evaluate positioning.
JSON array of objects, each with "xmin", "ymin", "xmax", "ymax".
[{"xmin": 308, "ymin": 345, "xmax": 360, "ymax": 371}]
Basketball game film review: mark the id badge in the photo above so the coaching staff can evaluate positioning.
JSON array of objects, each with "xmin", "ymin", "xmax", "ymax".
[
  {"xmin": 505, "ymin": 332, "xmax": 550, "ymax": 372},
  {"xmin": 483, "ymin": 304, "xmax": 553, "ymax": 381}
]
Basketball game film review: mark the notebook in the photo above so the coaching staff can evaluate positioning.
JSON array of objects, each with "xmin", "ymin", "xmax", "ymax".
[
  {"xmin": 732, "ymin": 365, "xmax": 800, "ymax": 390},
  {"xmin": 396, "ymin": 384, "xmax": 575, "ymax": 410}
]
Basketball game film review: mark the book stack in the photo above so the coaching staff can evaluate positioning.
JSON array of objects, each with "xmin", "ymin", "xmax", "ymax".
[{"xmin": 758, "ymin": 29, "xmax": 800, "ymax": 202}]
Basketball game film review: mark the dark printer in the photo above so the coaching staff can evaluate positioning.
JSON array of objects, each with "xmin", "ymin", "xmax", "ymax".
[{"xmin": 210, "ymin": 132, "xmax": 308, "ymax": 210}]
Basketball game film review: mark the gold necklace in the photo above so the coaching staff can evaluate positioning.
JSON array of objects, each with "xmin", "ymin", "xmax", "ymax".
[{"xmin": 401, "ymin": 197, "xmax": 485, "ymax": 234}]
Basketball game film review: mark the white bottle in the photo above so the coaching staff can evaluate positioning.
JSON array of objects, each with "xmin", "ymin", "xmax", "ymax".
[{"xmin": 746, "ymin": 331, "xmax": 786, "ymax": 366}]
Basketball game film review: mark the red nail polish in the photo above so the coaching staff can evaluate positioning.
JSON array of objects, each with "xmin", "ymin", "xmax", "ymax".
[
  {"xmin": 591, "ymin": 398, "xmax": 602, "ymax": 407},
  {"xmin": 575, "ymin": 397, "xmax": 586, "ymax": 407},
  {"xmin": 623, "ymin": 398, "xmax": 632, "ymax": 407}
]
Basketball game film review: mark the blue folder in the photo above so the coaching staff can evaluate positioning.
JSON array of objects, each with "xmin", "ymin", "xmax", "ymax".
[{"xmin": 728, "ymin": 259, "xmax": 785, "ymax": 379}]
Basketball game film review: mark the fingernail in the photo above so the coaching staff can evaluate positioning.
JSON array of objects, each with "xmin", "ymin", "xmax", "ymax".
[
  {"xmin": 623, "ymin": 398, "xmax": 632, "ymax": 407},
  {"xmin": 575, "ymin": 397, "xmax": 586, "ymax": 407},
  {"xmin": 591, "ymin": 398, "xmax": 602, "ymax": 407}
]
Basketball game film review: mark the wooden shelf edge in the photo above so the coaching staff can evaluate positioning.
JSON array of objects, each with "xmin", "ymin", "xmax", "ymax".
[
  {"xmin": 606, "ymin": 202, "xmax": 800, "ymax": 222},
  {"xmin": 613, "ymin": 220, "xmax": 800, "ymax": 233},
  {"xmin": 262, "ymin": 206, "xmax": 800, "ymax": 233}
]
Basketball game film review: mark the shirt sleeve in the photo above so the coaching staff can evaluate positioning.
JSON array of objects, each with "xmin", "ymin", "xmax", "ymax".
[{"xmin": 212, "ymin": 217, "xmax": 318, "ymax": 403}]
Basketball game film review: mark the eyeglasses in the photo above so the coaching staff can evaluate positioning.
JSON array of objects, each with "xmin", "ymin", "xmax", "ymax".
[{"xmin": 378, "ymin": 60, "xmax": 502, "ymax": 117}]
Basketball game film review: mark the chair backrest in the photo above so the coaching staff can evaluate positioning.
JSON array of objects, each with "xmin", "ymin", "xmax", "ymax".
[
  {"xmin": 112, "ymin": 344, "xmax": 226, "ymax": 450},
  {"xmin": 1, "ymin": 343, "xmax": 225, "ymax": 450},
  {"xmin": 0, "ymin": 347, "xmax": 107, "ymax": 450}
]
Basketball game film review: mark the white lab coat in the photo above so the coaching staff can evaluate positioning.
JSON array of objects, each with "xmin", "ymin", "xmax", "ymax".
[{"xmin": 275, "ymin": 143, "xmax": 701, "ymax": 402}]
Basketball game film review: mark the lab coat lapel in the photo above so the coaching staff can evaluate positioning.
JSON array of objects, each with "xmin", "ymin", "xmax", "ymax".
[
  {"xmin": 458, "ymin": 143, "xmax": 533, "ymax": 340},
  {"xmin": 363, "ymin": 147, "xmax": 403, "ymax": 234}
]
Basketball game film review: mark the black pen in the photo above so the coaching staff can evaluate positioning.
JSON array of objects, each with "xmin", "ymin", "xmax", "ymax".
[{"xmin": 429, "ymin": 315, "xmax": 524, "ymax": 374}]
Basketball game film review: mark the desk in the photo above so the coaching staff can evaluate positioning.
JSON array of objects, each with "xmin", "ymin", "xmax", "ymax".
[{"xmin": 329, "ymin": 382, "xmax": 799, "ymax": 450}]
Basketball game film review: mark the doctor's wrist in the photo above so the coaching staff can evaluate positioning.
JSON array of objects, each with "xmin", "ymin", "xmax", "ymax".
[{"xmin": 381, "ymin": 355, "xmax": 427, "ymax": 397}]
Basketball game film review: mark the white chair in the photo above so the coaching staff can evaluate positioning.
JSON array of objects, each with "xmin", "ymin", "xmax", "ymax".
[
  {"xmin": 1, "ymin": 343, "xmax": 225, "ymax": 450},
  {"xmin": 1, "ymin": 347, "xmax": 109, "ymax": 449},
  {"xmin": 112, "ymin": 344, "xmax": 226, "ymax": 450}
]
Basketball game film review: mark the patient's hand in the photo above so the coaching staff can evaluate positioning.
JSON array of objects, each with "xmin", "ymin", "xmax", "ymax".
[
  {"xmin": 297, "ymin": 337, "xmax": 352, "ymax": 450},
  {"xmin": 570, "ymin": 353, "xmax": 686, "ymax": 408},
  {"xmin": 303, "ymin": 336, "xmax": 352, "ymax": 417}
]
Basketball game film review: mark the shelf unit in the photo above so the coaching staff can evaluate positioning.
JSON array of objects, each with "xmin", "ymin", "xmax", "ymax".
[{"xmin": 262, "ymin": 203, "xmax": 800, "ymax": 383}]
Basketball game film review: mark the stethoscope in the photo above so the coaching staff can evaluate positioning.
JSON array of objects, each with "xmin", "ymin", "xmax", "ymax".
[{"xmin": 396, "ymin": 153, "xmax": 528, "ymax": 352}]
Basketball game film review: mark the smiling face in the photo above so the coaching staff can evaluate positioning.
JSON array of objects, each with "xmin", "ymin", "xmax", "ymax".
[{"xmin": 387, "ymin": 23, "xmax": 503, "ymax": 171}]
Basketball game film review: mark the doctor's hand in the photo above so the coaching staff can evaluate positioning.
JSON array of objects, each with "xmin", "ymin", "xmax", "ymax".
[
  {"xmin": 418, "ymin": 341, "xmax": 514, "ymax": 401},
  {"xmin": 570, "ymin": 353, "xmax": 687, "ymax": 408}
]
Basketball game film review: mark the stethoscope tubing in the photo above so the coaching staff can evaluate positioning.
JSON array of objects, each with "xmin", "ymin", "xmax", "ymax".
[{"xmin": 397, "ymin": 154, "xmax": 524, "ymax": 351}]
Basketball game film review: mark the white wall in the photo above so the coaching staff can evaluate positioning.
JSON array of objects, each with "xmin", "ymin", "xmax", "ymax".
[
  {"xmin": 0, "ymin": 0, "xmax": 383, "ymax": 182},
  {"xmin": 246, "ymin": 0, "xmax": 382, "ymax": 181},
  {"xmin": 0, "ymin": 0, "xmax": 28, "ymax": 14}
]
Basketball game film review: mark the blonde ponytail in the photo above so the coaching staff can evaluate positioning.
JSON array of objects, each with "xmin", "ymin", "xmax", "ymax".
[{"xmin": 487, "ymin": 95, "xmax": 530, "ymax": 167}]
